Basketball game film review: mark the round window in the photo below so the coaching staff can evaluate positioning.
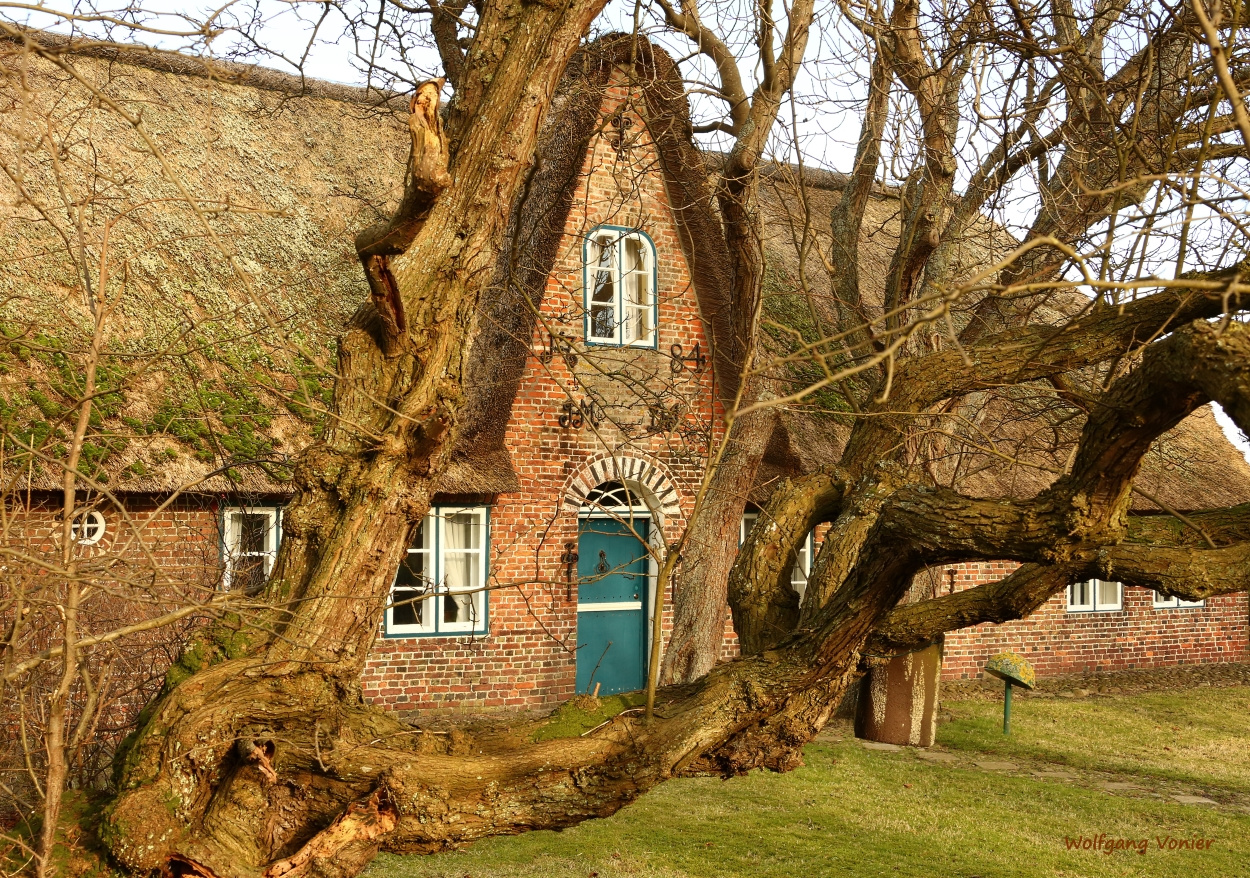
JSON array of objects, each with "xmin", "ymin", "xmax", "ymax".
[{"xmin": 71, "ymin": 510, "xmax": 107, "ymax": 545}]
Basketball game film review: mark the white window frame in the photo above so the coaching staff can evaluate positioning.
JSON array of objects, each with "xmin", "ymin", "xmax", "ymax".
[
  {"xmin": 583, "ymin": 226, "xmax": 658, "ymax": 348},
  {"xmin": 221, "ymin": 506, "xmax": 281, "ymax": 592},
  {"xmin": 71, "ymin": 509, "xmax": 107, "ymax": 546},
  {"xmin": 741, "ymin": 512, "xmax": 813, "ymax": 596},
  {"xmin": 385, "ymin": 506, "xmax": 490, "ymax": 638},
  {"xmin": 1067, "ymin": 578, "xmax": 1122, "ymax": 612},
  {"xmin": 1153, "ymin": 590, "xmax": 1205, "ymax": 609}
]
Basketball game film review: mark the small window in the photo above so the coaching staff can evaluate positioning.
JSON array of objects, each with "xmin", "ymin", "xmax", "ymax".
[
  {"xmin": 386, "ymin": 507, "xmax": 489, "ymax": 637},
  {"xmin": 584, "ymin": 227, "xmax": 656, "ymax": 347},
  {"xmin": 1153, "ymin": 590, "xmax": 1205, "ymax": 609},
  {"xmin": 70, "ymin": 510, "xmax": 106, "ymax": 546},
  {"xmin": 1067, "ymin": 578, "xmax": 1122, "ymax": 612},
  {"xmin": 222, "ymin": 507, "xmax": 281, "ymax": 592},
  {"xmin": 741, "ymin": 512, "xmax": 813, "ymax": 601}
]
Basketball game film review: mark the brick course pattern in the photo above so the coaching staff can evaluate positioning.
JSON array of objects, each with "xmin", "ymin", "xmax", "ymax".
[
  {"xmin": 939, "ymin": 561, "xmax": 1249, "ymax": 679},
  {"xmin": 360, "ymin": 76, "xmax": 722, "ymax": 715},
  {"xmin": 16, "ymin": 70, "xmax": 1246, "ymax": 719}
]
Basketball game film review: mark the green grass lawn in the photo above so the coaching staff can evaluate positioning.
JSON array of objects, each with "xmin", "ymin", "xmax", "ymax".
[{"xmin": 367, "ymin": 686, "xmax": 1250, "ymax": 878}]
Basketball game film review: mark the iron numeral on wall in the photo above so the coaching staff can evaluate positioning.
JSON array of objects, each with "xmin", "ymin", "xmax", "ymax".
[
  {"xmin": 648, "ymin": 403, "xmax": 680, "ymax": 433},
  {"xmin": 607, "ymin": 108, "xmax": 635, "ymax": 157},
  {"xmin": 558, "ymin": 398, "xmax": 604, "ymax": 430},
  {"xmin": 669, "ymin": 341, "xmax": 707, "ymax": 374},
  {"xmin": 537, "ymin": 329, "xmax": 579, "ymax": 369}
]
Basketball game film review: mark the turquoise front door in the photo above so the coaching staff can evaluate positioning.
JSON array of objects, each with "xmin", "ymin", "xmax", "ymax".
[{"xmin": 576, "ymin": 517, "xmax": 649, "ymax": 695}]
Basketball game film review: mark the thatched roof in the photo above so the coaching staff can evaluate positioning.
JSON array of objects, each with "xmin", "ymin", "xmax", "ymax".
[
  {"xmin": 0, "ymin": 34, "xmax": 729, "ymax": 499},
  {"xmin": 0, "ymin": 37, "xmax": 406, "ymax": 495},
  {"xmin": 752, "ymin": 171, "xmax": 1250, "ymax": 512},
  {"xmin": 3, "ymin": 33, "xmax": 1247, "ymax": 514}
]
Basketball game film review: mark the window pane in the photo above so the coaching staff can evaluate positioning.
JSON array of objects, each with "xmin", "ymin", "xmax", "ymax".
[
  {"xmin": 1068, "ymin": 581, "xmax": 1091, "ymax": 609},
  {"xmin": 390, "ymin": 517, "xmax": 433, "ymax": 631},
  {"xmin": 392, "ymin": 587, "xmax": 427, "ymax": 627},
  {"xmin": 622, "ymin": 236, "xmax": 644, "ymax": 274},
  {"xmin": 622, "ymin": 237, "xmax": 651, "ymax": 344},
  {"xmin": 588, "ymin": 235, "xmax": 618, "ymax": 341},
  {"xmin": 792, "ymin": 543, "xmax": 809, "ymax": 584},
  {"xmin": 410, "ymin": 517, "xmax": 432, "ymax": 551},
  {"xmin": 624, "ymin": 303, "xmax": 649, "ymax": 343},
  {"xmin": 442, "ymin": 512, "xmax": 483, "ymax": 628},
  {"xmin": 590, "ymin": 305, "xmax": 616, "ymax": 339},
  {"xmin": 444, "ymin": 512, "xmax": 482, "ymax": 551},
  {"xmin": 1097, "ymin": 579, "xmax": 1120, "ymax": 608},
  {"xmin": 591, "ymin": 239, "xmax": 616, "ymax": 306},
  {"xmin": 594, "ymin": 236, "xmax": 615, "ymax": 271},
  {"xmin": 235, "ymin": 513, "xmax": 269, "ymax": 554},
  {"xmin": 393, "ymin": 542, "xmax": 431, "ymax": 625},
  {"xmin": 443, "ymin": 591, "xmax": 475, "ymax": 625},
  {"xmin": 741, "ymin": 513, "xmax": 758, "ymax": 544},
  {"xmin": 395, "ymin": 550, "xmax": 430, "ymax": 588},
  {"xmin": 235, "ymin": 555, "xmax": 267, "ymax": 593},
  {"xmin": 591, "ymin": 267, "xmax": 615, "ymax": 303}
]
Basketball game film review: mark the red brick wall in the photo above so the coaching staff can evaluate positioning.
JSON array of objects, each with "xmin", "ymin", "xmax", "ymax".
[
  {"xmin": 5, "ymin": 493, "xmax": 225, "ymax": 597},
  {"xmin": 2, "ymin": 494, "xmax": 227, "ymax": 781},
  {"xmin": 940, "ymin": 561, "xmax": 1249, "ymax": 679},
  {"xmin": 361, "ymin": 71, "xmax": 723, "ymax": 714}
]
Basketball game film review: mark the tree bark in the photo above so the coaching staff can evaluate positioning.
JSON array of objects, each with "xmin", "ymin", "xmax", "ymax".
[
  {"xmin": 660, "ymin": 409, "xmax": 775, "ymax": 682},
  {"xmin": 101, "ymin": 6, "xmax": 614, "ymax": 874}
]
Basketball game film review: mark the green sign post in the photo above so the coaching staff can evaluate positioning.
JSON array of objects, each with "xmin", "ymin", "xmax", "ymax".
[{"xmin": 984, "ymin": 652, "xmax": 1036, "ymax": 735}]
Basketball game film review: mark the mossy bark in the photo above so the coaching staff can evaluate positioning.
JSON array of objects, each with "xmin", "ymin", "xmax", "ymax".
[{"xmin": 93, "ymin": 6, "xmax": 1250, "ymax": 874}]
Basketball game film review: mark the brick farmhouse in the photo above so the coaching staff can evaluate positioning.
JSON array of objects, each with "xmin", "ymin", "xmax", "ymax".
[{"xmin": 4, "ymin": 37, "xmax": 1248, "ymax": 724}]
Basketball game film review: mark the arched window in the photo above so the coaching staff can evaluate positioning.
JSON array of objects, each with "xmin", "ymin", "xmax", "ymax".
[
  {"xmin": 582, "ymin": 480, "xmax": 643, "ymax": 510},
  {"xmin": 584, "ymin": 227, "xmax": 657, "ymax": 347}
]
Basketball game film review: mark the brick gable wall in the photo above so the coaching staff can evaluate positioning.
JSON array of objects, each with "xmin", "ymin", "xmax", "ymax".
[{"xmin": 360, "ymin": 73, "xmax": 722, "ymax": 715}]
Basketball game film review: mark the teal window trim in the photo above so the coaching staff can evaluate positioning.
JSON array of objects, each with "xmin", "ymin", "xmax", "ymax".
[
  {"xmin": 384, "ymin": 505, "xmax": 491, "ymax": 638},
  {"xmin": 582, "ymin": 225, "xmax": 659, "ymax": 349}
]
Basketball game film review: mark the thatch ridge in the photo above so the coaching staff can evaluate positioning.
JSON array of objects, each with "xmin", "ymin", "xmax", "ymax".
[{"xmin": 0, "ymin": 26, "xmax": 407, "ymax": 109}]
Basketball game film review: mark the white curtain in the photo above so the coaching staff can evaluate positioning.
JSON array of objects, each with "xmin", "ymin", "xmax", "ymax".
[
  {"xmin": 442, "ymin": 512, "xmax": 480, "ymax": 625},
  {"xmin": 622, "ymin": 236, "xmax": 649, "ymax": 342},
  {"xmin": 1097, "ymin": 579, "xmax": 1120, "ymax": 608}
]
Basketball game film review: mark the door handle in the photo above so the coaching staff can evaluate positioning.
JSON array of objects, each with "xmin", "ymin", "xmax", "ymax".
[{"xmin": 632, "ymin": 593, "xmax": 639, "ymax": 600}]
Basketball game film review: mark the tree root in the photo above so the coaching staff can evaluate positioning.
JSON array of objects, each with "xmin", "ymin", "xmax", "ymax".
[{"xmin": 263, "ymin": 788, "xmax": 397, "ymax": 878}]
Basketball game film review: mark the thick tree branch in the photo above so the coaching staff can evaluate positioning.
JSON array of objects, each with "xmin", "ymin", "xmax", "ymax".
[
  {"xmin": 866, "ymin": 564, "xmax": 1072, "ymax": 653},
  {"xmin": 654, "ymin": 0, "xmax": 750, "ymax": 132},
  {"xmin": 729, "ymin": 468, "xmax": 846, "ymax": 654},
  {"xmin": 840, "ymin": 277, "xmax": 1243, "ymax": 481},
  {"xmin": 828, "ymin": 49, "xmax": 892, "ymax": 360}
]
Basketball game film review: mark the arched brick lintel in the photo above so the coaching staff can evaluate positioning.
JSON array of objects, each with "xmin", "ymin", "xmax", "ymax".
[{"xmin": 560, "ymin": 453, "xmax": 683, "ymax": 522}]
